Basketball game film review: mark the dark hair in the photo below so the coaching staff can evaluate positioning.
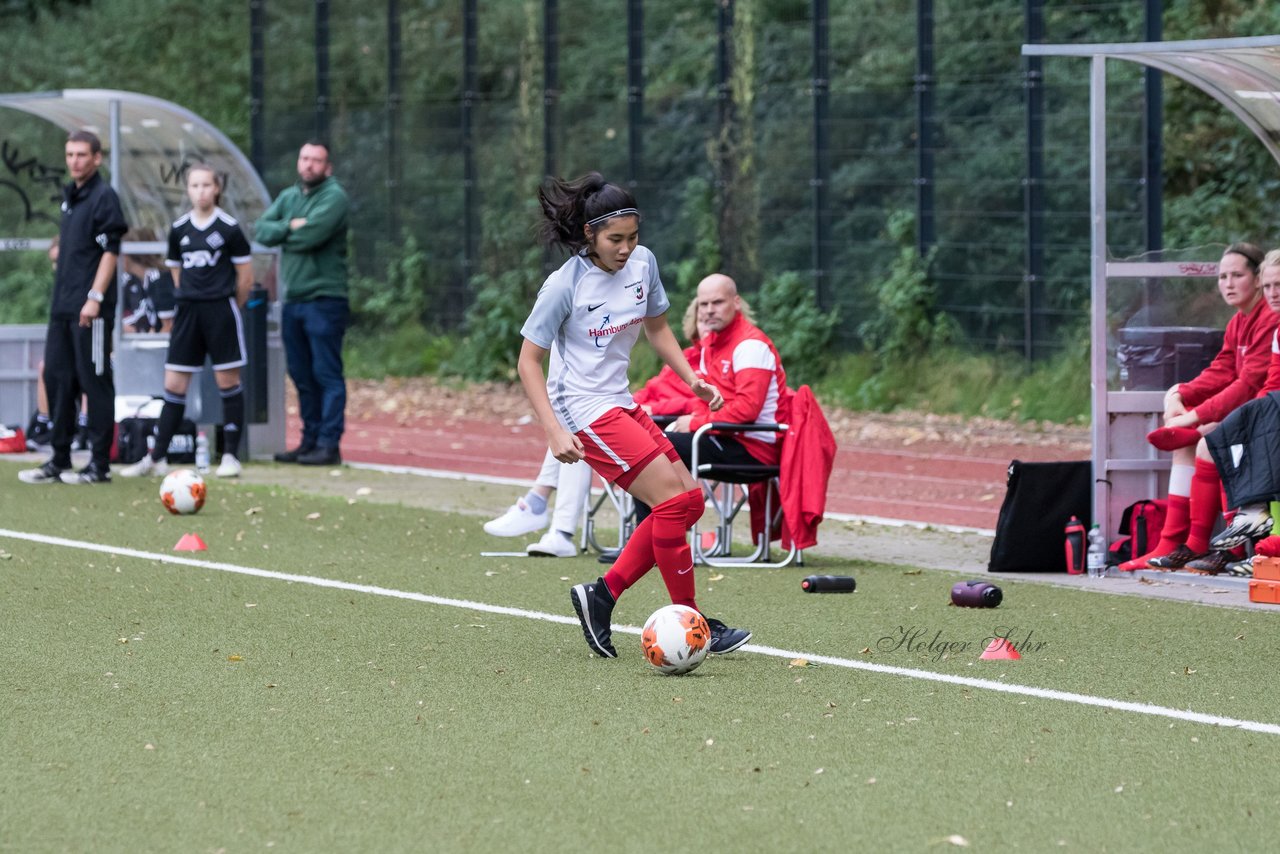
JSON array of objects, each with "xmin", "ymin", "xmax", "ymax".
[
  {"xmin": 302, "ymin": 139, "xmax": 331, "ymax": 158},
  {"xmin": 536, "ymin": 172, "xmax": 637, "ymax": 252},
  {"xmin": 1225, "ymin": 242, "xmax": 1265, "ymax": 274},
  {"xmin": 66, "ymin": 130, "xmax": 102, "ymax": 154}
]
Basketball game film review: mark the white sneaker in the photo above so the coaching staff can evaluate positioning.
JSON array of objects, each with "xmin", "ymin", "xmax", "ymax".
[
  {"xmin": 119, "ymin": 456, "xmax": 168, "ymax": 478},
  {"xmin": 527, "ymin": 529, "xmax": 578, "ymax": 558},
  {"xmin": 216, "ymin": 454, "xmax": 242, "ymax": 478},
  {"xmin": 483, "ymin": 498, "xmax": 548, "ymax": 537}
]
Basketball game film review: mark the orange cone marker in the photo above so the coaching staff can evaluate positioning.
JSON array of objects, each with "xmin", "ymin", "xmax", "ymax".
[
  {"xmin": 174, "ymin": 533, "xmax": 207, "ymax": 552},
  {"xmin": 980, "ymin": 637, "xmax": 1021, "ymax": 660}
]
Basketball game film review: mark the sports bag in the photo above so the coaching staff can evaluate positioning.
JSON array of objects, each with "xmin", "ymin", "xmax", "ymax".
[
  {"xmin": 115, "ymin": 414, "xmax": 197, "ymax": 464},
  {"xmin": 1106, "ymin": 499, "xmax": 1167, "ymax": 566},
  {"xmin": 988, "ymin": 460, "xmax": 1092, "ymax": 572}
]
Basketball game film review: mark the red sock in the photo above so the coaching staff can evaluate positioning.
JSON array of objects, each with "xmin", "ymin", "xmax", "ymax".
[
  {"xmin": 1255, "ymin": 535, "xmax": 1280, "ymax": 558},
  {"xmin": 1185, "ymin": 459, "xmax": 1222, "ymax": 554},
  {"xmin": 683, "ymin": 488, "xmax": 705, "ymax": 527},
  {"xmin": 603, "ymin": 515, "xmax": 655, "ymax": 599},
  {"xmin": 1150, "ymin": 494, "xmax": 1191, "ymax": 556},
  {"xmin": 651, "ymin": 493, "xmax": 698, "ymax": 611}
]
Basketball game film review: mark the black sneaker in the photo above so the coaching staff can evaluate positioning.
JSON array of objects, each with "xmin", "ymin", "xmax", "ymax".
[
  {"xmin": 70, "ymin": 427, "xmax": 90, "ymax": 452},
  {"xmin": 60, "ymin": 463, "xmax": 111, "ymax": 484},
  {"xmin": 1147, "ymin": 544, "xmax": 1199, "ymax": 570},
  {"xmin": 570, "ymin": 577, "xmax": 617, "ymax": 658},
  {"xmin": 297, "ymin": 446, "xmax": 342, "ymax": 466},
  {"xmin": 25, "ymin": 420, "xmax": 52, "ymax": 450},
  {"xmin": 1185, "ymin": 549, "xmax": 1232, "ymax": 576},
  {"xmin": 706, "ymin": 617, "xmax": 752, "ymax": 655},
  {"xmin": 273, "ymin": 443, "xmax": 316, "ymax": 463},
  {"xmin": 18, "ymin": 460, "xmax": 66, "ymax": 484}
]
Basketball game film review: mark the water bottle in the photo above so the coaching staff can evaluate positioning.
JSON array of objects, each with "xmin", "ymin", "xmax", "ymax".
[
  {"xmin": 1086, "ymin": 524, "xmax": 1107, "ymax": 578},
  {"xmin": 951, "ymin": 580, "xmax": 1002, "ymax": 608},
  {"xmin": 195, "ymin": 430, "xmax": 210, "ymax": 473},
  {"xmin": 800, "ymin": 575, "xmax": 856, "ymax": 593},
  {"xmin": 1064, "ymin": 515, "xmax": 1086, "ymax": 574}
]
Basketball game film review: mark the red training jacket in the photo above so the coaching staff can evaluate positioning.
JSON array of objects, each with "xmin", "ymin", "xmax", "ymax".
[
  {"xmin": 1179, "ymin": 298, "xmax": 1277, "ymax": 424},
  {"xmin": 632, "ymin": 345, "xmax": 700, "ymax": 416},
  {"xmin": 689, "ymin": 312, "xmax": 793, "ymax": 465}
]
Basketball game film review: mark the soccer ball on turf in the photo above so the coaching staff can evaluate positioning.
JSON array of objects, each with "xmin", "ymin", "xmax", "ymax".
[
  {"xmin": 641, "ymin": 604, "xmax": 711, "ymax": 675},
  {"xmin": 159, "ymin": 469, "xmax": 206, "ymax": 515}
]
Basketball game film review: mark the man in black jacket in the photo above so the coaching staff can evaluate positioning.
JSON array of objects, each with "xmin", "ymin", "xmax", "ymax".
[{"xmin": 19, "ymin": 130, "xmax": 128, "ymax": 485}]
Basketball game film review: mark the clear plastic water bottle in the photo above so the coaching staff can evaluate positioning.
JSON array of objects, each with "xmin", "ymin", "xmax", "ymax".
[
  {"xmin": 1086, "ymin": 524, "xmax": 1107, "ymax": 578},
  {"xmin": 195, "ymin": 430, "xmax": 210, "ymax": 473}
]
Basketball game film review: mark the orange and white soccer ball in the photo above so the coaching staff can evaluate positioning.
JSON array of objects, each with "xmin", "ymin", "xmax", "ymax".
[
  {"xmin": 641, "ymin": 604, "xmax": 711, "ymax": 675},
  {"xmin": 159, "ymin": 469, "xmax": 206, "ymax": 515}
]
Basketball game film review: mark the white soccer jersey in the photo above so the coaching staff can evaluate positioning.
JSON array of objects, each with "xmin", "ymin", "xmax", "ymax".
[{"xmin": 521, "ymin": 245, "xmax": 670, "ymax": 432}]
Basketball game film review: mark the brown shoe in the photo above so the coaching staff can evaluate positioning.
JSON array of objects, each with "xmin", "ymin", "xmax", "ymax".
[
  {"xmin": 1147, "ymin": 544, "xmax": 1200, "ymax": 570},
  {"xmin": 1184, "ymin": 550, "xmax": 1232, "ymax": 575}
]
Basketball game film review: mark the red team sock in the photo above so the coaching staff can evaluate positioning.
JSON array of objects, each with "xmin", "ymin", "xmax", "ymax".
[
  {"xmin": 603, "ymin": 490, "xmax": 703, "ymax": 609},
  {"xmin": 651, "ymin": 493, "xmax": 698, "ymax": 610},
  {"xmin": 1150, "ymin": 494, "xmax": 1191, "ymax": 557},
  {"xmin": 682, "ymin": 488, "xmax": 705, "ymax": 527},
  {"xmin": 603, "ymin": 516, "xmax": 656, "ymax": 599},
  {"xmin": 1185, "ymin": 459, "xmax": 1223, "ymax": 554}
]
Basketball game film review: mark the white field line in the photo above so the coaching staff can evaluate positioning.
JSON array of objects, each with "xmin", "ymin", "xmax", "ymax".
[{"xmin": 2, "ymin": 526, "xmax": 1277, "ymax": 737}]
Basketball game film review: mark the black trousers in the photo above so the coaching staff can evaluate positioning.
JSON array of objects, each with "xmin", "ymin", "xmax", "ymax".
[
  {"xmin": 633, "ymin": 431, "xmax": 759, "ymax": 524},
  {"xmin": 43, "ymin": 316, "xmax": 114, "ymax": 469}
]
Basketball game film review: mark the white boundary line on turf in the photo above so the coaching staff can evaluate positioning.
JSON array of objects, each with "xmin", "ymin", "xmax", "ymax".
[
  {"xmin": 3, "ymin": 526, "xmax": 1277, "ymax": 737},
  {"xmin": 343, "ymin": 460, "xmax": 997, "ymax": 536}
]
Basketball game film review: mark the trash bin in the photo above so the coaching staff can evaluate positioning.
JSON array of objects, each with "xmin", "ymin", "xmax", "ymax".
[{"xmin": 1116, "ymin": 326, "xmax": 1224, "ymax": 391}]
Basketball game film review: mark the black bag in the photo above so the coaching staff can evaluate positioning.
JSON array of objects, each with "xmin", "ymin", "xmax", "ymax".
[
  {"xmin": 115, "ymin": 416, "xmax": 197, "ymax": 464},
  {"xmin": 988, "ymin": 460, "xmax": 1092, "ymax": 573}
]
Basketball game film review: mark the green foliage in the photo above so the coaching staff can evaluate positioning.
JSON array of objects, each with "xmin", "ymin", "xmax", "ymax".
[
  {"xmin": 754, "ymin": 270, "xmax": 838, "ymax": 387},
  {"xmin": 0, "ymin": 254, "xmax": 52, "ymax": 324},
  {"xmin": 857, "ymin": 210, "xmax": 957, "ymax": 363},
  {"xmin": 346, "ymin": 324, "xmax": 455, "ymax": 379},
  {"xmin": 348, "ymin": 234, "xmax": 430, "ymax": 333},
  {"xmin": 816, "ymin": 332, "xmax": 1090, "ymax": 424},
  {"xmin": 444, "ymin": 246, "xmax": 544, "ymax": 382}
]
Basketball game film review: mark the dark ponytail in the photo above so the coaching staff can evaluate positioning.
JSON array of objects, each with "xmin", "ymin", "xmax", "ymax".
[
  {"xmin": 1225, "ymin": 241, "xmax": 1265, "ymax": 274},
  {"xmin": 536, "ymin": 172, "xmax": 638, "ymax": 252}
]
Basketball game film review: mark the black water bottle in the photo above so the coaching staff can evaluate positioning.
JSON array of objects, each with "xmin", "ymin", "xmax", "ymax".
[
  {"xmin": 801, "ymin": 575, "xmax": 856, "ymax": 593},
  {"xmin": 950, "ymin": 580, "xmax": 1002, "ymax": 608}
]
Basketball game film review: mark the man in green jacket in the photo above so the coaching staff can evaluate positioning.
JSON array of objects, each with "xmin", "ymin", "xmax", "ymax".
[{"xmin": 255, "ymin": 141, "xmax": 351, "ymax": 466}]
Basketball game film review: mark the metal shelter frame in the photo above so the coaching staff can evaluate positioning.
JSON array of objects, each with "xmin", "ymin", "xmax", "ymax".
[{"xmin": 1022, "ymin": 35, "xmax": 1280, "ymax": 537}]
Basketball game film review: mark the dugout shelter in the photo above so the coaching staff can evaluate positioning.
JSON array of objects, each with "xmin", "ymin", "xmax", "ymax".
[
  {"xmin": 0, "ymin": 89, "xmax": 286, "ymax": 457},
  {"xmin": 1022, "ymin": 35, "xmax": 1280, "ymax": 540}
]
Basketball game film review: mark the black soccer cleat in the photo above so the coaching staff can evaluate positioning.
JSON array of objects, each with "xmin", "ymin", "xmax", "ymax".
[
  {"xmin": 706, "ymin": 617, "xmax": 752, "ymax": 655},
  {"xmin": 570, "ymin": 577, "xmax": 617, "ymax": 658}
]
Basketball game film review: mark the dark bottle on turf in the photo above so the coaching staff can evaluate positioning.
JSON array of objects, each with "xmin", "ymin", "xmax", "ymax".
[{"xmin": 800, "ymin": 575, "xmax": 856, "ymax": 593}]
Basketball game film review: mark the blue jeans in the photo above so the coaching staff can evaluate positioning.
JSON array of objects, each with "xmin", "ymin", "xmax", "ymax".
[{"xmin": 281, "ymin": 297, "xmax": 349, "ymax": 449}]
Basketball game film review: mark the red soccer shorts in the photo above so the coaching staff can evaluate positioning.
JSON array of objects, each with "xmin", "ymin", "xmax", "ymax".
[{"xmin": 578, "ymin": 406, "xmax": 680, "ymax": 489}]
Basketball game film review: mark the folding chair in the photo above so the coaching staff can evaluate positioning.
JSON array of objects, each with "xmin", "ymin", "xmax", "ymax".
[
  {"xmin": 688, "ymin": 422, "xmax": 802, "ymax": 568},
  {"xmin": 581, "ymin": 474, "xmax": 637, "ymax": 556}
]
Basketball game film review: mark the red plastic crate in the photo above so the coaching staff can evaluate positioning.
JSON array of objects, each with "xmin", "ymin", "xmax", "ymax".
[
  {"xmin": 1252, "ymin": 556, "xmax": 1280, "ymax": 582},
  {"xmin": 1248, "ymin": 579, "xmax": 1280, "ymax": 604}
]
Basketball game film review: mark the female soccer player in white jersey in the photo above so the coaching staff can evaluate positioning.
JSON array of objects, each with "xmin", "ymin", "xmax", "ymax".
[
  {"xmin": 120, "ymin": 164, "xmax": 253, "ymax": 479},
  {"xmin": 518, "ymin": 172, "xmax": 752, "ymax": 659}
]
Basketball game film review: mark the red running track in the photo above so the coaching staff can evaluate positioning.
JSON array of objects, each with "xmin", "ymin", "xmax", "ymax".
[{"xmin": 294, "ymin": 410, "xmax": 1088, "ymax": 532}]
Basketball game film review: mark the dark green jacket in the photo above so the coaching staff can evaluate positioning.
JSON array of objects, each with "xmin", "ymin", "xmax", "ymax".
[{"xmin": 254, "ymin": 177, "xmax": 349, "ymax": 302}]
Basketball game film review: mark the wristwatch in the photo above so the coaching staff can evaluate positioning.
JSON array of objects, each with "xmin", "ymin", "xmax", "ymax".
[{"xmin": 86, "ymin": 290, "xmax": 104, "ymax": 303}]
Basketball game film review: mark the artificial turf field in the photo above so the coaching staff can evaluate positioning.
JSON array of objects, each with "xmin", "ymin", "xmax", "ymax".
[{"xmin": 2, "ymin": 459, "xmax": 1280, "ymax": 853}]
